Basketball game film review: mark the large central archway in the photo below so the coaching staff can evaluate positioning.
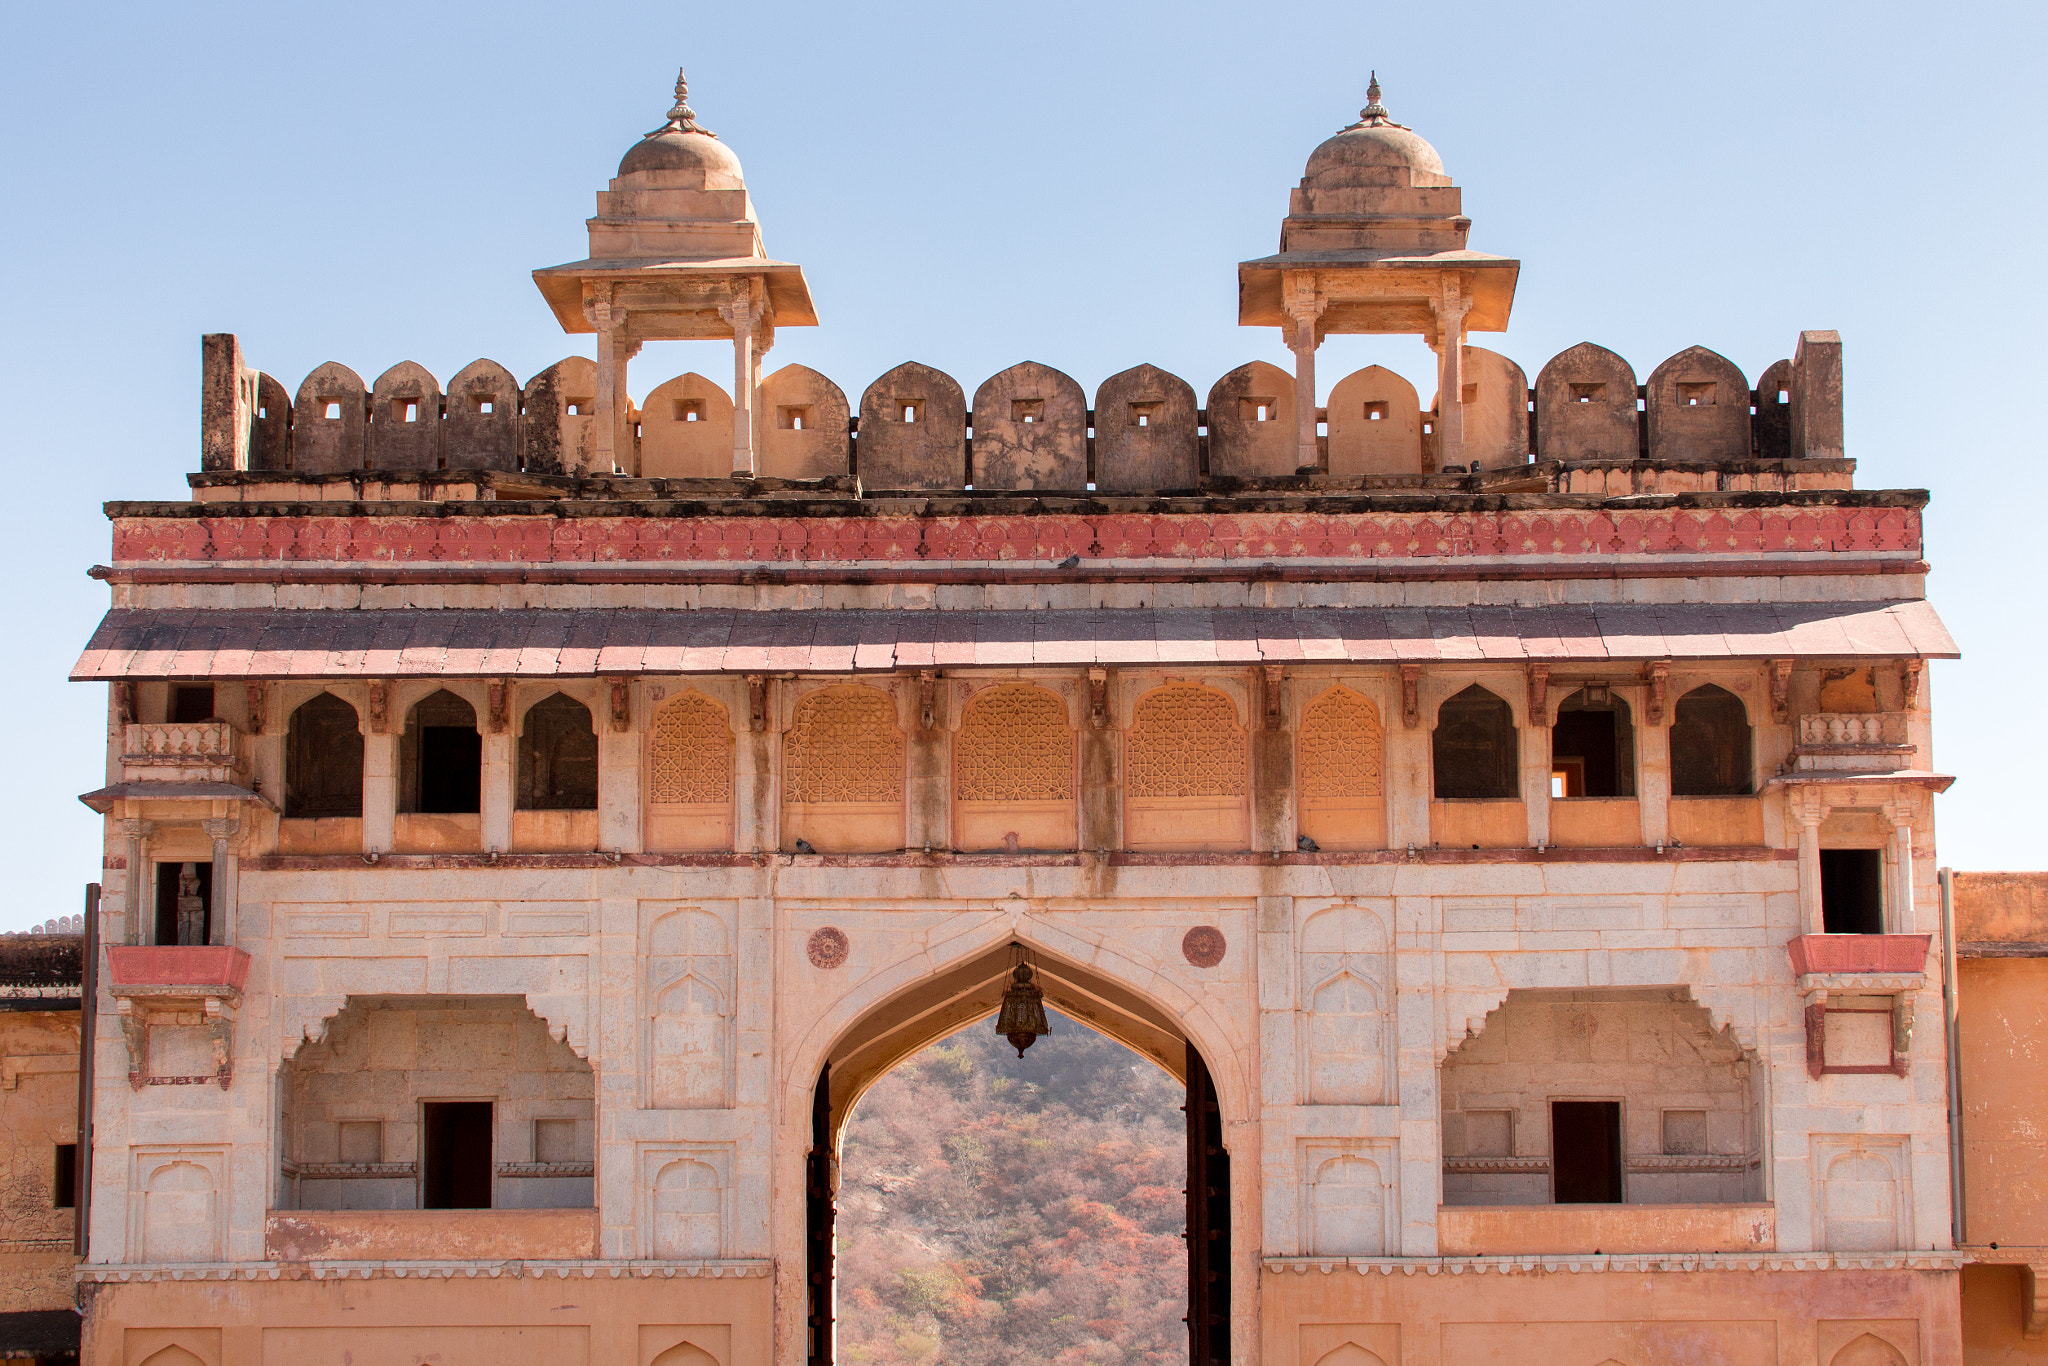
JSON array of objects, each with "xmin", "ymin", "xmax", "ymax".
[{"xmin": 802, "ymin": 940, "xmax": 1231, "ymax": 1366}]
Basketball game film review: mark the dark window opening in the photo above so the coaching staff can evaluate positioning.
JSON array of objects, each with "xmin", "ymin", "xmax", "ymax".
[
  {"xmin": 54, "ymin": 1143, "xmax": 76, "ymax": 1209},
  {"xmin": 516, "ymin": 693, "xmax": 599, "ymax": 811},
  {"xmin": 421, "ymin": 1101, "xmax": 493, "ymax": 1209},
  {"xmin": 286, "ymin": 692, "xmax": 364, "ymax": 819},
  {"xmin": 1551, "ymin": 690, "xmax": 1634, "ymax": 798},
  {"xmin": 154, "ymin": 861, "xmax": 211, "ymax": 946},
  {"xmin": 400, "ymin": 690, "xmax": 482, "ymax": 814},
  {"xmin": 169, "ymin": 684, "xmax": 216, "ymax": 723},
  {"xmin": 1552, "ymin": 1101, "xmax": 1622, "ymax": 1203},
  {"xmin": 1670, "ymin": 685, "xmax": 1753, "ymax": 796},
  {"xmin": 1821, "ymin": 849, "xmax": 1885, "ymax": 934},
  {"xmin": 1433, "ymin": 685, "xmax": 1518, "ymax": 800}
]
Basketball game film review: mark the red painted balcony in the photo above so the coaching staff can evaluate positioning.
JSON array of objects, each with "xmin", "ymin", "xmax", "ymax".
[
  {"xmin": 1786, "ymin": 934, "xmax": 1930, "ymax": 977},
  {"xmin": 105, "ymin": 946, "xmax": 251, "ymax": 992}
]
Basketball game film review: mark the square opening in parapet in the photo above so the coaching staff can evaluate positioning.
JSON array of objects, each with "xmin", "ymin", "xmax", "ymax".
[
  {"xmin": 1570, "ymin": 383, "xmax": 1604, "ymax": 404},
  {"xmin": 675, "ymin": 399, "xmax": 704, "ymax": 423},
  {"xmin": 1461, "ymin": 384, "xmax": 1478, "ymax": 405},
  {"xmin": 1129, "ymin": 401, "xmax": 1161, "ymax": 428},
  {"xmin": 1678, "ymin": 381, "xmax": 1717, "ymax": 408},
  {"xmin": 899, "ymin": 400, "xmax": 922, "ymax": 424},
  {"xmin": 568, "ymin": 397, "xmax": 593, "ymax": 416},
  {"xmin": 1011, "ymin": 398, "xmax": 1044, "ymax": 424},
  {"xmin": 778, "ymin": 405, "xmax": 810, "ymax": 431},
  {"xmin": 1364, "ymin": 401, "xmax": 1388, "ymax": 422},
  {"xmin": 321, "ymin": 398, "xmax": 345, "ymax": 421},
  {"xmin": 474, "ymin": 397, "xmax": 495, "ymax": 414},
  {"xmin": 1240, "ymin": 397, "xmax": 1278, "ymax": 423}
]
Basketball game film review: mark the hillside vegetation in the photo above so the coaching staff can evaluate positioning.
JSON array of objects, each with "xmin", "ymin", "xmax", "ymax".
[{"xmin": 838, "ymin": 1011, "xmax": 1189, "ymax": 1366}]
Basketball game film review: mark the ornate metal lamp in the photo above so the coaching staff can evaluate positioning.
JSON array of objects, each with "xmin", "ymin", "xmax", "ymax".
[{"xmin": 994, "ymin": 962, "xmax": 1050, "ymax": 1057}]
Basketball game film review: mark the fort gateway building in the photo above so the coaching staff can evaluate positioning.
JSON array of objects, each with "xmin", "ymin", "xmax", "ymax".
[{"xmin": 68, "ymin": 71, "xmax": 1968, "ymax": 1366}]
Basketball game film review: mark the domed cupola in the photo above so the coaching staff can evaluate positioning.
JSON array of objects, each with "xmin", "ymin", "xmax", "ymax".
[
  {"xmin": 617, "ymin": 70, "xmax": 748, "ymax": 187},
  {"xmin": 1299, "ymin": 75, "xmax": 1452, "ymax": 192}
]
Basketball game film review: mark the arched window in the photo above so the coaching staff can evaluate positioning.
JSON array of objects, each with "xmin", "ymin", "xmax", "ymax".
[
  {"xmin": 782, "ymin": 685, "xmax": 905, "ymax": 853},
  {"xmin": 1125, "ymin": 685, "xmax": 1249, "ymax": 851},
  {"xmin": 954, "ymin": 683, "xmax": 1075, "ymax": 851},
  {"xmin": 1433, "ymin": 686, "xmax": 1517, "ymax": 799},
  {"xmin": 646, "ymin": 692, "xmax": 734, "ymax": 851},
  {"xmin": 518, "ymin": 693, "xmax": 598, "ymax": 810},
  {"xmin": 1296, "ymin": 687, "xmax": 1385, "ymax": 850},
  {"xmin": 399, "ymin": 689, "xmax": 480, "ymax": 814},
  {"xmin": 285, "ymin": 692, "xmax": 363, "ymax": 818},
  {"xmin": 1551, "ymin": 688, "xmax": 1635, "ymax": 798},
  {"xmin": 1671, "ymin": 685, "xmax": 1753, "ymax": 796}
]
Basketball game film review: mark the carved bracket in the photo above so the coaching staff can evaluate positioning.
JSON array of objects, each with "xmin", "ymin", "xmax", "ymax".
[
  {"xmin": 918, "ymin": 670, "xmax": 938, "ymax": 731},
  {"xmin": 1769, "ymin": 658, "xmax": 1794, "ymax": 724},
  {"xmin": 747, "ymin": 676, "xmax": 767, "ymax": 733},
  {"xmin": 113, "ymin": 991, "xmax": 239, "ymax": 1090},
  {"xmin": 1526, "ymin": 664, "xmax": 1551, "ymax": 727},
  {"xmin": 244, "ymin": 682, "xmax": 267, "ymax": 736},
  {"xmin": 488, "ymin": 678, "xmax": 510, "ymax": 735},
  {"xmin": 113, "ymin": 681, "xmax": 136, "ymax": 727},
  {"xmin": 610, "ymin": 679, "xmax": 632, "ymax": 733},
  {"xmin": 1088, "ymin": 668, "xmax": 1109, "ymax": 730},
  {"xmin": 1262, "ymin": 665, "xmax": 1285, "ymax": 731},
  {"xmin": 1643, "ymin": 660, "xmax": 1671, "ymax": 726},
  {"xmin": 1900, "ymin": 658, "xmax": 1924, "ymax": 711},
  {"xmin": 1401, "ymin": 664, "xmax": 1421, "ymax": 729},
  {"xmin": 367, "ymin": 679, "xmax": 390, "ymax": 734}
]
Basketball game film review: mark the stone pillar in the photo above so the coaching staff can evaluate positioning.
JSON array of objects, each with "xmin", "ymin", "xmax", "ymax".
[
  {"xmin": 615, "ymin": 341, "xmax": 641, "ymax": 475},
  {"xmin": 1796, "ymin": 793, "xmax": 1827, "ymax": 935},
  {"xmin": 599, "ymin": 680, "xmax": 641, "ymax": 855},
  {"xmin": 588, "ymin": 290, "xmax": 620, "ymax": 475},
  {"xmin": 1252, "ymin": 666, "xmax": 1295, "ymax": 853},
  {"xmin": 1885, "ymin": 798, "xmax": 1916, "ymax": 934},
  {"xmin": 905, "ymin": 674, "xmax": 947, "ymax": 853},
  {"xmin": 1079, "ymin": 669, "xmax": 1118, "ymax": 853},
  {"xmin": 1385, "ymin": 668, "xmax": 1430, "ymax": 851},
  {"xmin": 721, "ymin": 281, "xmax": 764, "ymax": 478},
  {"xmin": 482, "ymin": 690, "xmax": 514, "ymax": 854},
  {"xmin": 1524, "ymin": 666, "xmax": 1551, "ymax": 849},
  {"xmin": 1394, "ymin": 892, "xmax": 1440, "ymax": 1255},
  {"xmin": 362, "ymin": 728, "xmax": 397, "ymax": 855},
  {"xmin": 203, "ymin": 817, "xmax": 238, "ymax": 946},
  {"xmin": 1431, "ymin": 281, "xmax": 1472, "ymax": 469},
  {"xmin": 120, "ymin": 818, "xmax": 149, "ymax": 946},
  {"xmin": 1254, "ymin": 894, "xmax": 1296, "ymax": 1257},
  {"xmin": 1283, "ymin": 276, "xmax": 1325, "ymax": 473},
  {"xmin": 1640, "ymin": 666, "xmax": 1671, "ymax": 847},
  {"xmin": 734, "ymin": 678, "xmax": 772, "ymax": 854}
]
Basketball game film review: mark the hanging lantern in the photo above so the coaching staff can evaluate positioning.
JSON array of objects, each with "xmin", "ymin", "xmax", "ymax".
[{"xmin": 994, "ymin": 962, "xmax": 1050, "ymax": 1057}]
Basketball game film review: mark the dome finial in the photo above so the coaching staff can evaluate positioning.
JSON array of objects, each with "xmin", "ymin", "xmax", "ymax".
[
  {"xmin": 1360, "ymin": 71, "xmax": 1389, "ymax": 125},
  {"xmin": 646, "ymin": 65, "xmax": 719, "ymax": 141}
]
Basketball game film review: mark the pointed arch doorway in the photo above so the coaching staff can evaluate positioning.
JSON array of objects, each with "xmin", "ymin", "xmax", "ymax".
[{"xmin": 804, "ymin": 940, "xmax": 1230, "ymax": 1366}]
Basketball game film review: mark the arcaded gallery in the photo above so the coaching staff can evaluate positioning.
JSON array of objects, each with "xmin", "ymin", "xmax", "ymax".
[{"xmin": 63, "ymin": 65, "xmax": 2023, "ymax": 1366}]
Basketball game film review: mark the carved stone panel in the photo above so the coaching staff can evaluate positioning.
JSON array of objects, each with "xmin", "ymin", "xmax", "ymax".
[{"xmin": 646, "ymin": 908, "xmax": 733, "ymax": 1109}]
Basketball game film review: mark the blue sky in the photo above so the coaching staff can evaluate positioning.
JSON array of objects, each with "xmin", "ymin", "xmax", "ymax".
[{"xmin": 0, "ymin": 0, "xmax": 2039, "ymax": 927}]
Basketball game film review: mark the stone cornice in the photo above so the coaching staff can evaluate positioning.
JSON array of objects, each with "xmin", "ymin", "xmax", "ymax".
[
  {"xmin": 1264, "ymin": 1251, "xmax": 1965, "ymax": 1275},
  {"xmin": 79, "ymin": 1258, "xmax": 772, "ymax": 1283}
]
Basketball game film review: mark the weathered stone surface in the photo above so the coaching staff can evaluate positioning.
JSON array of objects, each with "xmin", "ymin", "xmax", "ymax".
[
  {"xmin": 1458, "ymin": 346, "xmax": 1531, "ymax": 471},
  {"xmin": 443, "ymin": 359, "xmax": 520, "ymax": 472},
  {"xmin": 757, "ymin": 364, "xmax": 849, "ymax": 481},
  {"xmin": 1327, "ymin": 365, "xmax": 1421, "ymax": 476},
  {"xmin": 291, "ymin": 362, "xmax": 368, "ymax": 474},
  {"xmin": 1092, "ymin": 363, "xmax": 1198, "ymax": 492},
  {"xmin": 1206, "ymin": 361, "xmax": 1297, "ymax": 478},
  {"xmin": 969, "ymin": 361, "xmax": 1087, "ymax": 491},
  {"xmin": 1537, "ymin": 342, "xmax": 1638, "ymax": 462},
  {"xmin": 522, "ymin": 356, "xmax": 600, "ymax": 476},
  {"xmin": 639, "ymin": 372, "xmax": 734, "ymax": 479},
  {"xmin": 857, "ymin": 361, "xmax": 966, "ymax": 491},
  {"xmin": 1647, "ymin": 346, "xmax": 1750, "ymax": 464}
]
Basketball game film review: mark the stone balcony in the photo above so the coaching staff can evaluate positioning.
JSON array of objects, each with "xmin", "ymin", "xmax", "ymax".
[
  {"xmin": 121, "ymin": 721, "xmax": 244, "ymax": 784},
  {"xmin": 104, "ymin": 947, "xmax": 251, "ymax": 1090},
  {"xmin": 1790, "ymin": 711, "xmax": 1913, "ymax": 774},
  {"xmin": 1436, "ymin": 1203, "xmax": 1775, "ymax": 1255}
]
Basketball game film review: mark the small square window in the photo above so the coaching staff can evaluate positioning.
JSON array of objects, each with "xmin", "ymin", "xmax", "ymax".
[
  {"xmin": 54, "ymin": 1144, "xmax": 76, "ymax": 1209},
  {"xmin": 1240, "ymin": 397, "xmax": 1278, "ymax": 423},
  {"xmin": 322, "ymin": 399, "xmax": 343, "ymax": 421},
  {"xmin": 567, "ymin": 398, "xmax": 593, "ymax": 416},
  {"xmin": 1570, "ymin": 383, "xmax": 1604, "ymax": 404},
  {"xmin": 1129, "ymin": 401, "xmax": 1161, "ymax": 428},
  {"xmin": 778, "ymin": 405, "xmax": 810, "ymax": 431},
  {"xmin": 475, "ymin": 397, "xmax": 495, "ymax": 415},
  {"xmin": 900, "ymin": 401, "xmax": 921, "ymax": 423},
  {"xmin": 1012, "ymin": 398, "xmax": 1044, "ymax": 424},
  {"xmin": 1461, "ymin": 383, "xmax": 1478, "ymax": 405},
  {"xmin": 1678, "ymin": 381, "xmax": 1716, "ymax": 407},
  {"xmin": 675, "ymin": 399, "xmax": 703, "ymax": 423},
  {"xmin": 396, "ymin": 400, "xmax": 419, "ymax": 424},
  {"xmin": 1364, "ymin": 401, "xmax": 1388, "ymax": 422}
]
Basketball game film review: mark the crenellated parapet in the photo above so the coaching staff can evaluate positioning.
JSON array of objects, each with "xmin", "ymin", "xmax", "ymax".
[{"xmin": 199, "ymin": 334, "xmax": 1853, "ymax": 496}]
